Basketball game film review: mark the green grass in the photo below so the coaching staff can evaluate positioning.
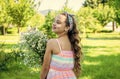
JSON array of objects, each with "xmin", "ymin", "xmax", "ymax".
[
  {"xmin": 0, "ymin": 68, "xmax": 39, "ymax": 79},
  {"xmin": 80, "ymin": 33, "xmax": 120, "ymax": 79},
  {"xmin": 0, "ymin": 33, "xmax": 120, "ymax": 79},
  {"xmin": 0, "ymin": 35, "xmax": 19, "ymax": 44},
  {"xmin": 0, "ymin": 35, "xmax": 19, "ymax": 53}
]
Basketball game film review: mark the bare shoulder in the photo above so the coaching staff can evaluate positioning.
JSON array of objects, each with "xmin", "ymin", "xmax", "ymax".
[
  {"xmin": 46, "ymin": 39, "xmax": 57, "ymax": 48},
  {"xmin": 47, "ymin": 39, "xmax": 56, "ymax": 44}
]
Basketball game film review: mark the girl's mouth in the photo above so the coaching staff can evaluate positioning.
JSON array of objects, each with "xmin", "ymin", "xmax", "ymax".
[{"xmin": 52, "ymin": 26, "xmax": 56, "ymax": 29}]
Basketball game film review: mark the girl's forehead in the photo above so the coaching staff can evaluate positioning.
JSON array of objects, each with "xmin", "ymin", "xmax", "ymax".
[{"xmin": 55, "ymin": 14, "xmax": 66, "ymax": 22}]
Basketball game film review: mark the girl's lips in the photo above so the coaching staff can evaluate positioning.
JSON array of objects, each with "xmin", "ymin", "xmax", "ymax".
[{"xmin": 52, "ymin": 26, "xmax": 56, "ymax": 29}]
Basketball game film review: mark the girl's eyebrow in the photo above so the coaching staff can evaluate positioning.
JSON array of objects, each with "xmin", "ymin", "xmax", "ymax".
[{"xmin": 54, "ymin": 18, "xmax": 60, "ymax": 21}]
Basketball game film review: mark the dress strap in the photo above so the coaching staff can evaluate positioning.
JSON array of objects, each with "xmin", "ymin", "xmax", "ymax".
[{"xmin": 56, "ymin": 39, "xmax": 62, "ymax": 53}]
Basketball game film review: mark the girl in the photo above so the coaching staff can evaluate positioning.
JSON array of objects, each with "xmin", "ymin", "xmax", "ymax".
[{"xmin": 40, "ymin": 12, "xmax": 82, "ymax": 79}]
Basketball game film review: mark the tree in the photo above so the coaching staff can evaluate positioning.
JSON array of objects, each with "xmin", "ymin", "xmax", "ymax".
[
  {"xmin": 7, "ymin": 0, "xmax": 35, "ymax": 33},
  {"xmin": 26, "ymin": 13, "xmax": 45, "ymax": 29},
  {"xmin": 112, "ymin": 0, "xmax": 120, "ymax": 24},
  {"xmin": 83, "ymin": 0, "xmax": 116, "ymax": 31},
  {"xmin": 0, "ymin": 0, "xmax": 12, "ymax": 35},
  {"xmin": 107, "ymin": 0, "xmax": 120, "ymax": 31},
  {"xmin": 83, "ymin": 0, "xmax": 108, "ymax": 8},
  {"xmin": 76, "ymin": 7, "xmax": 102, "ymax": 35},
  {"xmin": 92, "ymin": 5, "xmax": 115, "ymax": 26}
]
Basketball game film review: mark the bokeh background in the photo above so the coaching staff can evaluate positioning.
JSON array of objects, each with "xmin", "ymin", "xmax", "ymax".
[{"xmin": 0, "ymin": 0, "xmax": 120, "ymax": 79}]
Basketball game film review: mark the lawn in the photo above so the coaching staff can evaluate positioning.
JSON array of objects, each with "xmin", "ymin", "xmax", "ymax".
[
  {"xmin": 80, "ymin": 33, "xmax": 120, "ymax": 79},
  {"xmin": 0, "ymin": 33, "xmax": 120, "ymax": 79}
]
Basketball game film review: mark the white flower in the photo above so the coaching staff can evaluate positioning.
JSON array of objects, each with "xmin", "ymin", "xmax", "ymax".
[{"xmin": 19, "ymin": 30, "xmax": 48, "ymax": 68}]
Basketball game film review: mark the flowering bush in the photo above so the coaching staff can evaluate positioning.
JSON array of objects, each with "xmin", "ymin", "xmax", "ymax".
[{"xmin": 20, "ymin": 29, "xmax": 48, "ymax": 68}]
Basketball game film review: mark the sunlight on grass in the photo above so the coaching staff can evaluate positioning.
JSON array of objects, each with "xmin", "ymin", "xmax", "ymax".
[
  {"xmin": 30, "ymin": 68, "xmax": 40, "ymax": 72},
  {"xmin": 81, "ymin": 33, "xmax": 120, "ymax": 79},
  {"xmin": 82, "ymin": 33, "xmax": 120, "ymax": 58},
  {"xmin": 0, "ymin": 35, "xmax": 19, "ymax": 44},
  {"xmin": 86, "ymin": 51, "xmax": 120, "ymax": 57},
  {"xmin": 83, "ymin": 61, "xmax": 101, "ymax": 65},
  {"xmin": 80, "ymin": 76, "xmax": 92, "ymax": 79}
]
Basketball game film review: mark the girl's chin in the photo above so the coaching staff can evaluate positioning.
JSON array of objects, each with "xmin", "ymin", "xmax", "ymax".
[
  {"xmin": 52, "ymin": 29, "xmax": 58, "ymax": 33},
  {"xmin": 52, "ymin": 29, "xmax": 56, "ymax": 32}
]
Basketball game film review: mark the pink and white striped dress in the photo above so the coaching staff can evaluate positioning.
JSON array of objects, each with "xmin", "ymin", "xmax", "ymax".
[{"xmin": 47, "ymin": 39, "xmax": 76, "ymax": 79}]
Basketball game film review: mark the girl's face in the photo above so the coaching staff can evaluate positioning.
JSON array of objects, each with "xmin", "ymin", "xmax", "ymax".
[{"xmin": 52, "ymin": 14, "xmax": 68, "ymax": 34}]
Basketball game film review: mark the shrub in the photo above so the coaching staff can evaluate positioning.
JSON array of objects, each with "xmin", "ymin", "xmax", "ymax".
[
  {"xmin": 0, "ymin": 43, "xmax": 21, "ymax": 71},
  {"xmin": 19, "ymin": 29, "xmax": 48, "ymax": 68}
]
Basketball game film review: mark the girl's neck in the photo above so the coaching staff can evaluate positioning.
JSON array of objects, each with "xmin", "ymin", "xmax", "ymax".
[{"xmin": 58, "ymin": 32, "xmax": 68, "ymax": 38}]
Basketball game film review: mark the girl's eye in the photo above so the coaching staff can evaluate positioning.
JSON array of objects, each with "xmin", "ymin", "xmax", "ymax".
[
  {"xmin": 53, "ymin": 19, "xmax": 62, "ymax": 24},
  {"xmin": 56, "ymin": 21, "xmax": 61, "ymax": 24}
]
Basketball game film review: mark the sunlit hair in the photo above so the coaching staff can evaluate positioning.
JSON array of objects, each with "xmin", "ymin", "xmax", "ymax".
[{"xmin": 61, "ymin": 12, "xmax": 82, "ymax": 78}]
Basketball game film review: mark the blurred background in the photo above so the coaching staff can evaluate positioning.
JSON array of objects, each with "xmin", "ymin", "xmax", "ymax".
[{"xmin": 0, "ymin": 0, "xmax": 120, "ymax": 79}]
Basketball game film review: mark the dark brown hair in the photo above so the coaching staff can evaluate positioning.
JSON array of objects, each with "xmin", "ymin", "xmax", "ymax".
[{"xmin": 61, "ymin": 12, "xmax": 82, "ymax": 78}]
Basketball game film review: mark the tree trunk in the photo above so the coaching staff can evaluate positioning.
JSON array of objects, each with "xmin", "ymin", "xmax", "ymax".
[
  {"xmin": 116, "ymin": 22, "xmax": 118, "ymax": 28},
  {"xmin": 1, "ymin": 26, "xmax": 6, "ymax": 35},
  {"xmin": 112, "ymin": 21, "xmax": 116, "ymax": 31},
  {"xmin": 17, "ymin": 26, "xmax": 20, "ymax": 33}
]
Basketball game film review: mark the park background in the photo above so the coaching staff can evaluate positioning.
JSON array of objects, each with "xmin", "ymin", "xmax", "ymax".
[{"xmin": 0, "ymin": 0, "xmax": 120, "ymax": 79}]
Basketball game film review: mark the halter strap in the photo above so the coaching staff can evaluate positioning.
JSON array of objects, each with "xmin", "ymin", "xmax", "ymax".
[{"xmin": 56, "ymin": 39, "xmax": 62, "ymax": 53}]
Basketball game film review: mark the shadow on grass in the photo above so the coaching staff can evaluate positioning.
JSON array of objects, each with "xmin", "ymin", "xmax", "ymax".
[
  {"xmin": 86, "ymin": 33, "xmax": 120, "ymax": 40},
  {"xmin": 84, "ymin": 45, "xmax": 107, "ymax": 49},
  {"xmin": 0, "ymin": 43, "xmax": 17, "ymax": 49},
  {"xmin": 0, "ymin": 63, "xmax": 40, "ymax": 79},
  {"xmin": 87, "ymin": 37, "xmax": 120, "ymax": 40},
  {"xmin": 81, "ymin": 54, "xmax": 120, "ymax": 79}
]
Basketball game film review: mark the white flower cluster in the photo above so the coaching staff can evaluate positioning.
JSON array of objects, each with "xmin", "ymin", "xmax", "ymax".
[{"xmin": 20, "ymin": 30, "xmax": 48, "ymax": 68}]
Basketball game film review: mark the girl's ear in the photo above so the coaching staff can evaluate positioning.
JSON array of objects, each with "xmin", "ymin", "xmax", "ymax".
[{"xmin": 65, "ymin": 26, "xmax": 70, "ymax": 32}]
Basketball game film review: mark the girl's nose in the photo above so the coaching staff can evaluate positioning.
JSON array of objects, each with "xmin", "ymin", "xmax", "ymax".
[{"xmin": 52, "ymin": 22, "xmax": 56, "ymax": 26}]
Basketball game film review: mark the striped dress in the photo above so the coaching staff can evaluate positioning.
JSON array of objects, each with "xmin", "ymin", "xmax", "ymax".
[{"xmin": 47, "ymin": 39, "xmax": 76, "ymax": 79}]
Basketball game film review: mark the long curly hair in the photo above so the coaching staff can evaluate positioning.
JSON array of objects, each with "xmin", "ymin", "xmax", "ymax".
[{"xmin": 61, "ymin": 12, "xmax": 82, "ymax": 78}]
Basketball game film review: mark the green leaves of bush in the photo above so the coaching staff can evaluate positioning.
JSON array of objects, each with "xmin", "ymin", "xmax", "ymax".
[{"xmin": 20, "ymin": 29, "xmax": 48, "ymax": 68}]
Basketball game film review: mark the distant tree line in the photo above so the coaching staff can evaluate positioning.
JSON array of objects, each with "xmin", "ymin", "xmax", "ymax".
[{"xmin": 0, "ymin": 0, "xmax": 120, "ymax": 35}]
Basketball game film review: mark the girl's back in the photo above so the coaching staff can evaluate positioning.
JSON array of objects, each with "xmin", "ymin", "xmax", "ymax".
[{"xmin": 47, "ymin": 39, "xmax": 76, "ymax": 79}]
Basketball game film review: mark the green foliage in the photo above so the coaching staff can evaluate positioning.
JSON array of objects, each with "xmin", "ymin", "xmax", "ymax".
[
  {"xmin": 83, "ymin": 0, "xmax": 108, "ymax": 8},
  {"xmin": 76, "ymin": 2, "xmax": 116, "ymax": 34},
  {"xmin": 0, "ymin": 43, "xmax": 7, "ymax": 71},
  {"xmin": 0, "ymin": 0, "xmax": 12, "ymax": 24},
  {"xmin": 0, "ymin": 43, "xmax": 24, "ymax": 71},
  {"xmin": 19, "ymin": 30, "xmax": 48, "ymax": 67},
  {"xmin": 0, "ymin": 51, "xmax": 13, "ymax": 71},
  {"xmin": 40, "ymin": 11, "xmax": 56, "ymax": 38},
  {"xmin": 115, "ymin": 9, "xmax": 120, "ymax": 24},
  {"xmin": 0, "ymin": 0, "xmax": 12, "ymax": 35},
  {"xmin": 112, "ymin": 0, "xmax": 120, "ymax": 24},
  {"xmin": 26, "ymin": 13, "xmax": 45, "ymax": 28},
  {"xmin": 92, "ymin": 5, "xmax": 115, "ymax": 26},
  {"xmin": 76, "ymin": 7, "xmax": 102, "ymax": 33},
  {"xmin": 7, "ymin": 0, "xmax": 35, "ymax": 33},
  {"xmin": 104, "ymin": 0, "xmax": 120, "ymax": 25},
  {"xmin": 0, "ymin": 0, "xmax": 42, "ymax": 34}
]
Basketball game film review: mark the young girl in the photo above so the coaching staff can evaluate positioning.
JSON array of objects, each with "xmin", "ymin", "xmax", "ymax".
[{"xmin": 40, "ymin": 12, "xmax": 82, "ymax": 79}]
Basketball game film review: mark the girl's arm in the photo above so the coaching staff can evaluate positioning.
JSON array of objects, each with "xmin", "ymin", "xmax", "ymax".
[{"xmin": 40, "ymin": 39, "xmax": 53, "ymax": 79}]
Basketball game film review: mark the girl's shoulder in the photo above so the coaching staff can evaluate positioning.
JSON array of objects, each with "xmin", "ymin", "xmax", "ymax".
[
  {"xmin": 47, "ymin": 38, "xmax": 57, "ymax": 46},
  {"xmin": 47, "ymin": 38, "xmax": 56, "ymax": 43},
  {"xmin": 46, "ymin": 39, "xmax": 58, "ymax": 52}
]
